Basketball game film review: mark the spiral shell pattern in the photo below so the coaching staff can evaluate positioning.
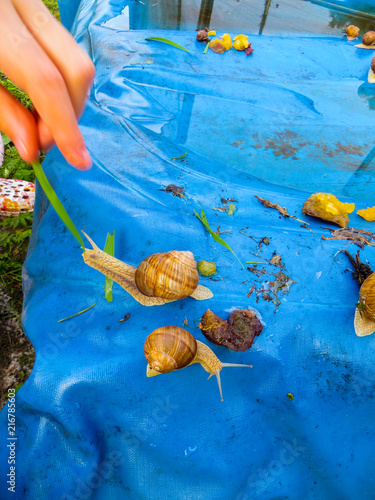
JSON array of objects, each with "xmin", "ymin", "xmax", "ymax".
[
  {"xmin": 144, "ymin": 326, "xmax": 197, "ymax": 373},
  {"xmin": 135, "ymin": 251, "xmax": 199, "ymax": 300},
  {"xmin": 360, "ymin": 273, "xmax": 375, "ymax": 321}
]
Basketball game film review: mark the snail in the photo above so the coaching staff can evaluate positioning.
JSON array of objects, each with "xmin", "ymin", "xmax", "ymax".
[
  {"xmin": 362, "ymin": 31, "xmax": 375, "ymax": 46},
  {"xmin": 354, "ymin": 273, "xmax": 375, "ymax": 337},
  {"xmin": 144, "ymin": 326, "xmax": 252, "ymax": 401},
  {"xmin": 81, "ymin": 232, "xmax": 213, "ymax": 306},
  {"xmin": 345, "ymin": 25, "xmax": 360, "ymax": 39}
]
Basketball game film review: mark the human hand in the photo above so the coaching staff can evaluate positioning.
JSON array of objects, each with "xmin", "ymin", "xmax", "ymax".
[{"xmin": 0, "ymin": 0, "xmax": 95, "ymax": 170}]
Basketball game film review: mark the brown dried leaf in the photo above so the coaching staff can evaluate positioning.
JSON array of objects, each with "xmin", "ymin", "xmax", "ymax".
[
  {"xmin": 254, "ymin": 195, "xmax": 307, "ymax": 225},
  {"xmin": 160, "ymin": 184, "xmax": 185, "ymax": 197},
  {"xmin": 221, "ymin": 197, "xmax": 238, "ymax": 205},
  {"xmin": 269, "ymin": 252, "xmax": 283, "ymax": 268},
  {"xmin": 321, "ymin": 227, "xmax": 375, "ymax": 249}
]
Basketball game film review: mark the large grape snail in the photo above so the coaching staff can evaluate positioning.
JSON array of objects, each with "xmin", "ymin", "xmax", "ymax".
[
  {"xmin": 144, "ymin": 326, "xmax": 252, "ymax": 401},
  {"xmin": 81, "ymin": 232, "xmax": 213, "ymax": 306}
]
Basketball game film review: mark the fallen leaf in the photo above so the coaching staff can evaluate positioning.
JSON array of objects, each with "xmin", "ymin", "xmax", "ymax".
[
  {"xmin": 221, "ymin": 197, "xmax": 238, "ymax": 204},
  {"xmin": 254, "ymin": 195, "xmax": 308, "ymax": 225},
  {"xmin": 159, "ymin": 184, "xmax": 185, "ymax": 197},
  {"xmin": 321, "ymin": 227, "xmax": 375, "ymax": 249},
  {"xmin": 269, "ymin": 252, "xmax": 283, "ymax": 268},
  {"xmin": 357, "ymin": 206, "xmax": 375, "ymax": 220}
]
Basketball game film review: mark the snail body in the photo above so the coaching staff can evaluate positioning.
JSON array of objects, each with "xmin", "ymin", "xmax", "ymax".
[
  {"xmin": 82, "ymin": 232, "xmax": 213, "ymax": 306},
  {"xmin": 144, "ymin": 326, "xmax": 252, "ymax": 401}
]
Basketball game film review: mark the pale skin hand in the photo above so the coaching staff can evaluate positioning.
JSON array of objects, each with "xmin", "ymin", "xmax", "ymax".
[{"xmin": 0, "ymin": 0, "xmax": 95, "ymax": 170}]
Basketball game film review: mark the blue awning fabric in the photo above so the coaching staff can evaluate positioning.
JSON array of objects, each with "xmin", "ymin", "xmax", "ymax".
[{"xmin": 1, "ymin": 1, "xmax": 375, "ymax": 498}]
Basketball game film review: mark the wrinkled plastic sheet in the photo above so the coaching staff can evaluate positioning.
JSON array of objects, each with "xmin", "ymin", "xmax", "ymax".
[{"xmin": 2, "ymin": 0, "xmax": 375, "ymax": 498}]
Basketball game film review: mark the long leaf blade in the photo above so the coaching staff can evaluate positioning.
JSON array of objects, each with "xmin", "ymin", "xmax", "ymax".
[
  {"xmin": 194, "ymin": 209, "xmax": 243, "ymax": 268},
  {"xmin": 145, "ymin": 37, "xmax": 190, "ymax": 52},
  {"xmin": 57, "ymin": 303, "xmax": 96, "ymax": 323},
  {"xmin": 104, "ymin": 230, "xmax": 115, "ymax": 302},
  {"xmin": 32, "ymin": 161, "xmax": 85, "ymax": 249}
]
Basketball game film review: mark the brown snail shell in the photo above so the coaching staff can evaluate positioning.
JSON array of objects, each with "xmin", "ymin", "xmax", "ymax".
[
  {"xmin": 144, "ymin": 326, "xmax": 252, "ymax": 401},
  {"xmin": 371, "ymin": 56, "xmax": 375, "ymax": 73},
  {"xmin": 135, "ymin": 251, "xmax": 199, "ymax": 300},
  {"xmin": 81, "ymin": 232, "xmax": 213, "ymax": 306},
  {"xmin": 362, "ymin": 31, "xmax": 375, "ymax": 46},
  {"xmin": 345, "ymin": 25, "xmax": 360, "ymax": 39},
  {"xmin": 354, "ymin": 273, "xmax": 375, "ymax": 336},
  {"xmin": 144, "ymin": 326, "xmax": 197, "ymax": 373}
]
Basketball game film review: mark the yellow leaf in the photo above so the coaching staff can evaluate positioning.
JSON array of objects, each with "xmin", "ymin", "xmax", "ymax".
[
  {"xmin": 233, "ymin": 34, "xmax": 249, "ymax": 51},
  {"xmin": 357, "ymin": 206, "xmax": 375, "ymax": 221},
  {"xmin": 209, "ymin": 39, "xmax": 226, "ymax": 53},
  {"xmin": 222, "ymin": 33, "xmax": 232, "ymax": 50}
]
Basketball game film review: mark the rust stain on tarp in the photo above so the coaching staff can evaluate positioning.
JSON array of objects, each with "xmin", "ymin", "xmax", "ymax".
[{"xmin": 250, "ymin": 130, "xmax": 370, "ymax": 167}]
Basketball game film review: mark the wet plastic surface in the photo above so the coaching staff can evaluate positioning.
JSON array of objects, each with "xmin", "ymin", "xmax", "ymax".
[{"xmin": 1, "ymin": 1, "xmax": 375, "ymax": 498}]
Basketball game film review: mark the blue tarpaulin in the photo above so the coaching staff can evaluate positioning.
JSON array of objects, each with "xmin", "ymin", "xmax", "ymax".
[{"xmin": 2, "ymin": 0, "xmax": 375, "ymax": 498}]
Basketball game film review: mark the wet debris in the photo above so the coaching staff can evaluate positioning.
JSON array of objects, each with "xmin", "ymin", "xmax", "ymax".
[
  {"xmin": 215, "ymin": 226, "xmax": 232, "ymax": 236},
  {"xmin": 321, "ymin": 227, "xmax": 375, "ymax": 249},
  {"xmin": 269, "ymin": 252, "xmax": 283, "ymax": 268},
  {"xmin": 159, "ymin": 184, "xmax": 185, "ymax": 197},
  {"xmin": 119, "ymin": 313, "xmax": 130, "ymax": 323},
  {"xmin": 198, "ymin": 308, "xmax": 262, "ymax": 351},
  {"xmin": 221, "ymin": 197, "xmax": 238, "ymax": 205},
  {"xmin": 341, "ymin": 250, "xmax": 373, "ymax": 287},
  {"xmin": 213, "ymin": 197, "xmax": 238, "ymax": 213},
  {"xmin": 247, "ymin": 270, "xmax": 296, "ymax": 313},
  {"xmin": 254, "ymin": 195, "xmax": 307, "ymax": 225}
]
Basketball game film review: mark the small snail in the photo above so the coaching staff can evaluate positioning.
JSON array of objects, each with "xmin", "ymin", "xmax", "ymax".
[
  {"xmin": 345, "ymin": 25, "xmax": 360, "ymax": 39},
  {"xmin": 144, "ymin": 326, "xmax": 252, "ymax": 401},
  {"xmin": 362, "ymin": 31, "xmax": 375, "ymax": 46},
  {"xmin": 354, "ymin": 273, "xmax": 375, "ymax": 336},
  {"xmin": 82, "ymin": 232, "xmax": 213, "ymax": 306}
]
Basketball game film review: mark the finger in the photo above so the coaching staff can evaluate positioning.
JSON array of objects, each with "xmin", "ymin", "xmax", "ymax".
[
  {"xmin": 13, "ymin": 0, "xmax": 95, "ymax": 117},
  {"xmin": 0, "ymin": 2, "xmax": 92, "ymax": 169},
  {"xmin": 0, "ymin": 85, "xmax": 39, "ymax": 163}
]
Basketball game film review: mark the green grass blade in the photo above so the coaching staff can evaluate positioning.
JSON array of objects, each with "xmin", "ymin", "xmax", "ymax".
[
  {"xmin": 172, "ymin": 152, "xmax": 187, "ymax": 160},
  {"xmin": 104, "ymin": 230, "xmax": 115, "ymax": 302},
  {"xmin": 203, "ymin": 42, "xmax": 211, "ymax": 54},
  {"xmin": 57, "ymin": 303, "xmax": 96, "ymax": 323},
  {"xmin": 145, "ymin": 37, "xmax": 190, "ymax": 52},
  {"xmin": 32, "ymin": 161, "xmax": 85, "ymax": 249},
  {"xmin": 194, "ymin": 208, "xmax": 244, "ymax": 268}
]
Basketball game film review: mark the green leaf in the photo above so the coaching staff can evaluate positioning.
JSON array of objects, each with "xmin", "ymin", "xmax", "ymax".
[
  {"xmin": 194, "ymin": 208, "xmax": 244, "ymax": 268},
  {"xmin": 145, "ymin": 37, "xmax": 190, "ymax": 52},
  {"xmin": 57, "ymin": 303, "xmax": 96, "ymax": 323},
  {"xmin": 172, "ymin": 152, "xmax": 187, "ymax": 160},
  {"xmin": 104, "ymin": 230, "xmax": 115, "ymax": 302},
  {"xmin": 32, "ymin": 161, "xmax": 85, "ymax": 249},
  {"xmin": 203, "ymin": 41, "xmax": 211, "ymax": 54}
]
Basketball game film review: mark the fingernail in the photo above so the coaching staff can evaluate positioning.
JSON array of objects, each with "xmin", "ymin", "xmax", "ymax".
[{"xmin": 80, "ymin": 147, "xmax": 92, "ymax": 170}]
